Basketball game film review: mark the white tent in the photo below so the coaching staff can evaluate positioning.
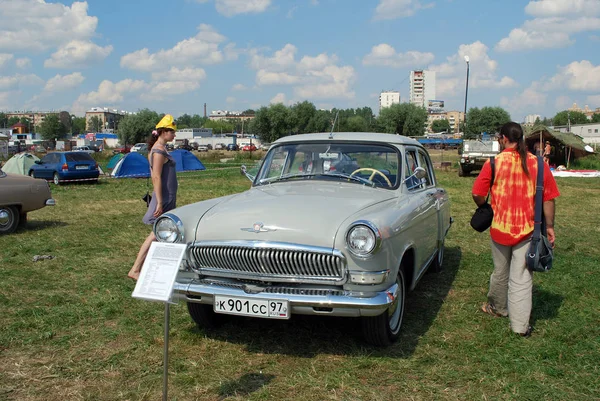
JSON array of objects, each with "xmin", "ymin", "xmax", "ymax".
[{"xmin": 2, "ymin": 152, "xmax": 40, "ymax": 175}]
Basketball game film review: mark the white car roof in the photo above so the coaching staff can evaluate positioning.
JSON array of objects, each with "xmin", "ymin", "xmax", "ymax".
[{"xmin": 273, "ymin": 132, "xmax": 422, "ymax": 146}]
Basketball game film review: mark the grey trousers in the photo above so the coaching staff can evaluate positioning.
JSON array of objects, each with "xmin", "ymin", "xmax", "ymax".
[{"xmin": 488, "ymin": 238, "xmax": 533, "ymax": 334}]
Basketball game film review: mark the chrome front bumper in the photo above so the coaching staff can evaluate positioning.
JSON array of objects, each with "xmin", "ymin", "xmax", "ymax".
[{"xmin": 173, "ymin": 277, "xmax": 398, "ymax": 318}]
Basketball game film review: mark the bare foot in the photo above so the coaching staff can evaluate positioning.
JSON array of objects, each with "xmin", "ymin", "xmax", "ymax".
[{"xmin": 128, "ymin": 267, "xmax": 140, "ymax": 281}]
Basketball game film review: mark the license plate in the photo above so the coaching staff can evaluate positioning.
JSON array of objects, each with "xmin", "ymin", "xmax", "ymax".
[
  {"xmin": 214, "ymin": 295, "xmax": 289, "ymax": 319},
  {"xmin": 76, "ymin": 165, "xmax": 89, "ymax": 170}
]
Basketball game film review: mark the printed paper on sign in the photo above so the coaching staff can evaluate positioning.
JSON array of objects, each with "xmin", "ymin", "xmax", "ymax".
[{"xmin": 132, "ymin": 242, "xmax": 187, "ymax": 302}]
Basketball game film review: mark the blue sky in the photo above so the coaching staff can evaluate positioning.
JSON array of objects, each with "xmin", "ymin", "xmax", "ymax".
[{"xmin": 1, "ymin": 0, "xmax": 599, "ymax": 121}]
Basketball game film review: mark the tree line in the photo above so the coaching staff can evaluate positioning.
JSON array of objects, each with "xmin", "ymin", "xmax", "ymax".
[{"xmin": 2, "ymin": 105, "xmax": 598, "ymax": 145}]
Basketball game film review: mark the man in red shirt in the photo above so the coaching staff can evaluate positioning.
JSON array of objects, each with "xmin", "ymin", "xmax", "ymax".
[{"xmin": 472, "ymin": 122, "xmax": 560, "ymax": 337}]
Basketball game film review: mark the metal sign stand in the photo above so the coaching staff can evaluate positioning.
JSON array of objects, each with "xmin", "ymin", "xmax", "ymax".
[{"xmin": 163, "ymin": 302, "xmax": 170, "ymax": 401}]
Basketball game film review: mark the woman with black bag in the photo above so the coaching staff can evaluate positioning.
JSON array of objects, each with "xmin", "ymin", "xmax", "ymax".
[
  {"xmin": 128, "ymin": 115, "xmax": 178, "ymax": 280},
  {"xmin": 472, "ymin": 122, "xmax": 559, "ymax": 337}
]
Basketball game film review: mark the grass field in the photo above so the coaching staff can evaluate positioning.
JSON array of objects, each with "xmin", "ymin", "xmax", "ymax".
[{"xmin": 1, "ymin": 155, "xmax": 599, "ymax": 401}]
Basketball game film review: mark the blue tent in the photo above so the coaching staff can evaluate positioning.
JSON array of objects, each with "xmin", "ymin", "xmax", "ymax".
[
  {"xmin": 111, "ymin": 152, "xmax": 150, "ymax": 178},
  {"xmin": 170, "ymin": 149, "xmax": 206, "ymax": 172}
]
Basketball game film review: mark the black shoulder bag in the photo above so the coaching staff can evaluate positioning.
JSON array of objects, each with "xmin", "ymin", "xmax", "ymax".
[
  {"xmin": 470, "ymin": 157, "xmax": 495, "ymax": 232},
  {"xmin": 527, "ymin": 156, "xmax": 554, "ymax": 272}
]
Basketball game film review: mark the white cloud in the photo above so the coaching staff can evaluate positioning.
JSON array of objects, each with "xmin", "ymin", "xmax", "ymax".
[
  {"xmin": 72, "ymin": 79, "xmax": 149, "ymax": 114},
  {"xmin": 0, "ymin": 91, "xmax": 20, "ymax": 109},
  {"xmin": 541, "ymin": 60, "xmax": 600, "ymax": 91},
  {"xmin": 44, "ymin": 40, "xmax": 113, "ymax": 68},
  {"xmin": 0, "ymin": 54, "xmax": 14, "ymax": 69},
  {"xmin": 43, "ymin": 73, "xmax": 85, "ymax": 92},
  {"xmin": 232, "ymin": 83, "xmax": 248, "ymax": 91},
  {"xmin": 430, "ymin": 41, "xmax": 517, "ymax": 97},
  {"xmin": 0, "ymin": 73, "xmax": 44, "ymax": 90},
  {"xmin": 249, "ymin": 44, "xmax": 356, "ymax": 100},
  {"xmin": 215, "ymin": 0, "xmax": 271, "ymax": 17},
  {"xmin": 121, "ymin": 24, "xmax": 231, "ymax": 72},
  {"xmin": 15, "ymin": 58, "xmax": 31, "ymax": 69},
  {"xmin": 496, "ymin": 0, "xmax": 600, "ymax": 52},
  {"xmin": 554, "ymin": 95, "xmax": 572, "ymax": 110},
  {"xmin": 0, "ymin": 0, "xmax": 99, "ymax": 52},
  {"xmin": 525, "ymin": 0, "xmax": 600, "ymax": 17},
  {"xmin": 500, "ymin": 87, "xmax": 547, "ymax": 115},
  {"xmin": 147, "ymin": 67, "xmax": 207, "ymax": 96},
  {"xmin": 362, "ymin": 44, "xmax": 434, "ymax": 68},
  {"xmin": 270, "ymin": 92, "xmax": 287, "ymax": 104},
  {"xmin": 226, "ymin": 96, "xmax": 236, "ymax": 103},
  {"xmin": 373, "ymin": 0, "xmax": 433, "ymax": 20}
]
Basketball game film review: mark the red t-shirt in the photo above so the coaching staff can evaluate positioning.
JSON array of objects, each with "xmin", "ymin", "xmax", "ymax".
[{"xmin": 472, "ymin": 148, "xmax": 560, "ymax": 246}]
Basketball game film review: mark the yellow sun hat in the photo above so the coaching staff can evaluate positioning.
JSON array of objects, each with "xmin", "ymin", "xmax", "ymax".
[{"xmin": 156, "ymin": 114, "xmax": 177, "ymax": 130}]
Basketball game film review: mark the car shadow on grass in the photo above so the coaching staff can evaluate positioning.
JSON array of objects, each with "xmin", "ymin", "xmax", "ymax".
[
  {"xmin": 19, "ymin": 220, "xmax": 68, "ymax": 232},
  {"xmin": 188, "ymin": 246, "xmax": 462, "ymax": 358}
]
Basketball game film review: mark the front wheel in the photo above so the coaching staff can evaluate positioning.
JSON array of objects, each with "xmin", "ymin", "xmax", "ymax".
[
  {"xmin": 458, "ymin": 164, "xmax": 469, "ymax": 177},
  {"xmin": 187, "ymin": 302, "xmax": 228, "ymax": 330},
  {"xmin": 29, "ymin": 170, "xmax": 35, "ymax": 178},
  {"xmin": 361, "ymin": 269, "xmax": 406, "ymax": 346},
  {"xmin": 0, "ymin": 206, "xmax": 20, "ymax": 234}
]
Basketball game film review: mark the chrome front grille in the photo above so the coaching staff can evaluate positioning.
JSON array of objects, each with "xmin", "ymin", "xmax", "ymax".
[{"xmin": 188, "ymin": 241, "xmax": 347, "ymax": 284}]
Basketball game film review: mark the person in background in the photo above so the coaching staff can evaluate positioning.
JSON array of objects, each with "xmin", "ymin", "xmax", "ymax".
[
  {"xmin": 472, "ymin": 122, "xmax": 560, "ymax": 337},
  {"xmin": 128, "ymin": 115, "xmax": 178, "ymax": 280},
  {"xmin": 543, "ymin": 141, "xmax": 552, "ymax": 165}
]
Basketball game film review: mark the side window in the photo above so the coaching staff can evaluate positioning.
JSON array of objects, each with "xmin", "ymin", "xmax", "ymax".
[
  {"xmin": 417, "ymin": 150, "xmax": 434, "ymax": 187},
  {"xmin": 405, "ymin": 150, "xmax": 423, "ymax": 190}
]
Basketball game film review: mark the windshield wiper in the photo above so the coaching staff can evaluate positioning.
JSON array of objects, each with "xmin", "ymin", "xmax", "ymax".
[
  {"xmin": 324, "ymin": 172, "xmax": 375, "ymax": 186},
  {"xmin": 257, "ymin": 173, "xmax": 319, "ymax": 185}
]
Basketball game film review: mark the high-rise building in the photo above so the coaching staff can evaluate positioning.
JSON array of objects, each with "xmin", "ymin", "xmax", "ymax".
[
  {"xmin": 409, "ymin": 70, "xmax": 436, "ymax": 108},
  {"xmin": 524, "ymin": 114, "xmax": 541, "ymax": 125},
  {"xmin": 379, "ymin": 90, "xmax": 400, "ymax": 111}
]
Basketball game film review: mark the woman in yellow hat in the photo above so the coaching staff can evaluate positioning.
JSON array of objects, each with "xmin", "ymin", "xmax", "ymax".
[{"xmin": 128, "ymin": 114, "xmax": 178, "ymax": 280}]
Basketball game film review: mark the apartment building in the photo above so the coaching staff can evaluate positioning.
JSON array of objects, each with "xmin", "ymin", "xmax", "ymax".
[
  {"xmin": 5, "ymin": 111, "xmax": 59, "ymax": 129},
  {"xmin": 379, "ymin": 90, "xmax": 400, "ymax": 111},
  {"xmin": 208, "ymin": 110, "xmax": 255, "ymax": 122},
  {"xmin": 524, "ymin": 114, "xmax": 541, "ymax": 125},
  {"xmin": 409, "ymin": 70, "xmax": 436, "ymax": 109},
  {"xmin": 426, "ymin": 110, "xmax": 464, "ymax": 134},
  {"xmin": 85, "ymin": 107, "xmax": 131, "ymax": 132}
]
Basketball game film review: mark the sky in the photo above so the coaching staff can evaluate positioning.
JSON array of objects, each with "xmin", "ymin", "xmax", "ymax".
[{"xmin": 0, "ymin": 0, "xmax": 599, "ymax": 121}]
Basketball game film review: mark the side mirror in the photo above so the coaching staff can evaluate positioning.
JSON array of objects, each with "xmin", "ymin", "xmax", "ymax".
[
  {"xmin": 35, "ymin": 160, "xmax": 42, "ymax": 164},
  {"xmin": 240, "ymin": 164, "xmax": 255, "ymax": 182},
  {"xmin": 414, "ymin": 166, "xmax": 427, "ymax": 180}
]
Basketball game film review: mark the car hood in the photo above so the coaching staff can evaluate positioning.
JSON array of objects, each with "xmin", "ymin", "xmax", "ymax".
[{"xmin": 194, "ymin": 181, "xmax": 396, "ymax": 248}]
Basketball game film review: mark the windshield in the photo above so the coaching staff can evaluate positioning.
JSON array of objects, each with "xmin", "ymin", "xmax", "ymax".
[{"xmin": 255, "ymin": 142, "xmax": 400, "ymax": 189}]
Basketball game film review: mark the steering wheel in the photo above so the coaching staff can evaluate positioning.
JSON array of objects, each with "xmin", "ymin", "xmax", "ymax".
[{"xmin": 350, "ymin": 168, "xmax": 392, "ymax": 187}]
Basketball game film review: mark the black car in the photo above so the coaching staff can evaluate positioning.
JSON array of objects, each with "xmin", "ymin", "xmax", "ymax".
[{"xmin": 226, "ymin": 144, "xmax": 239, "ymax": 151}]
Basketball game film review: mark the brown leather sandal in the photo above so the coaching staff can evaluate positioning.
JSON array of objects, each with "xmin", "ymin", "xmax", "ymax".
[{"xmin": 480, "ymin": 303, "xmax": 504, "ymax": 318}]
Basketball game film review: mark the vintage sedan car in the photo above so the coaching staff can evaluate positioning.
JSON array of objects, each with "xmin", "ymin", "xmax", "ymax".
[
  {"xmin": 0, "ymin": 166, "xmax": 55, "ymax": 234},
  {"xmin": 130, "ymin": 143, "xmax": 148, "ymax": 153},
  {"xmin": 242, "ymin": 144, "xmax": 257, "ymax": 152},
  {"xmin": 155, "ymin": 132, "xmax": 452, "ymax": 345},
  {"xmin": 29, "ymin": 151, "xmax": 100, "ymax": 185}
]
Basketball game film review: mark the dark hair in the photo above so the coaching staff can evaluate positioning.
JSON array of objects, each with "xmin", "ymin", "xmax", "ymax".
[
  {"xmin": 147, "ymin": 128, "xmax": 173, "ymax": 149},
  {"xmin": 499, "ymin": 122, "xmax": 529, "ymax": 177}
]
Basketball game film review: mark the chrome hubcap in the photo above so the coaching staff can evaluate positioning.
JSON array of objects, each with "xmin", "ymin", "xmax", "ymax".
[{"xmin": 0, "ymin": 209, "xmax": 9, "ymax": 226}]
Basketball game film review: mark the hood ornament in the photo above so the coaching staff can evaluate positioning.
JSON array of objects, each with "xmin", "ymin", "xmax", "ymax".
[{"xmin": 241, "ymin": 222, "xmax": 276, "ymax": 233}]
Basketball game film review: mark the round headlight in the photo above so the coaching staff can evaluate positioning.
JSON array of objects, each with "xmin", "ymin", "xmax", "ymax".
[
  {"xmin": 346, "ymin": 223, "xmax": 378, "ymax": 257},
  {"xmin": 154, "ymin": 215, "xmax": 183, "ymax": 243}
]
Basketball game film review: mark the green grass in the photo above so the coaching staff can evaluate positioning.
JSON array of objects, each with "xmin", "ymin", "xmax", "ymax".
[{"xmin": 1, "ymin": 159, "xmax": 599, "ymax": 400}]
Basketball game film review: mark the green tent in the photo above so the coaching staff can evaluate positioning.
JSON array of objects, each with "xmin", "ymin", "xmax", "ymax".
[
  {"xmin": 2, "ymin": 152, "xmax": 40, "ymax": 175},
  {"xmin": 524, "ymin": 124, "xmax": 594, "ymax": 167},
  {"xmin": 107, "ymin": 153, "xmax": 124, "ymax": 170}
]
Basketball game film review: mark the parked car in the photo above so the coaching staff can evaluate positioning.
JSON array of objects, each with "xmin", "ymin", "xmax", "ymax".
[
  {"xmin": 197, "ymin": 145, "xmax": 209, "ymax": 152},
  {"xmin": 176, "ymin": 144, "xmax": 193, "ymax": 151},
  {"xmin": 154, "ymin": 132, "xmax": 452, "ymax": 346},
  {"xmin": 131, "ymin": 143, "xmax": 148, "ymax": 153},
  {"xmin": 242, "ymin": 144, "xmax": 257, "ymax": 152},
  {"xmin": 214, "ymin": 143, "xmax": 226, "ymax": 150},
  {"xmin": 259, "ymin": 143, "xmax": 271, "ymax": 150},
  {"xmin": 29, "ymin": 151, "xmax": 100, "ymax": 185},
  {"xmin": 72, "ymin": 146, "xmax": 95, "ymax": 154},
  {"xmin": 113, "ymin": 145, "xmax": 131, "ymax": 154},
  {"xmin": 0, "ymin": 166, "xmax": 55, "ymax": 234},
  {"xmin": 226, "ymin": 143, "xmax": 238, "ymax": 151}
]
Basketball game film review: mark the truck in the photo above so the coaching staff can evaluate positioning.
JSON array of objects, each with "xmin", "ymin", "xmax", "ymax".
[{"xmin": 458, "ymin": 138, "xmax": 500, "ymax": 177}]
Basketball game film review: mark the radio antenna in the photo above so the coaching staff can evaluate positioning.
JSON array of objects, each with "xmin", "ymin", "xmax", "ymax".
[{"xmin": 329, "ymin": 111, "xmax": 339, "ymax": 139}]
